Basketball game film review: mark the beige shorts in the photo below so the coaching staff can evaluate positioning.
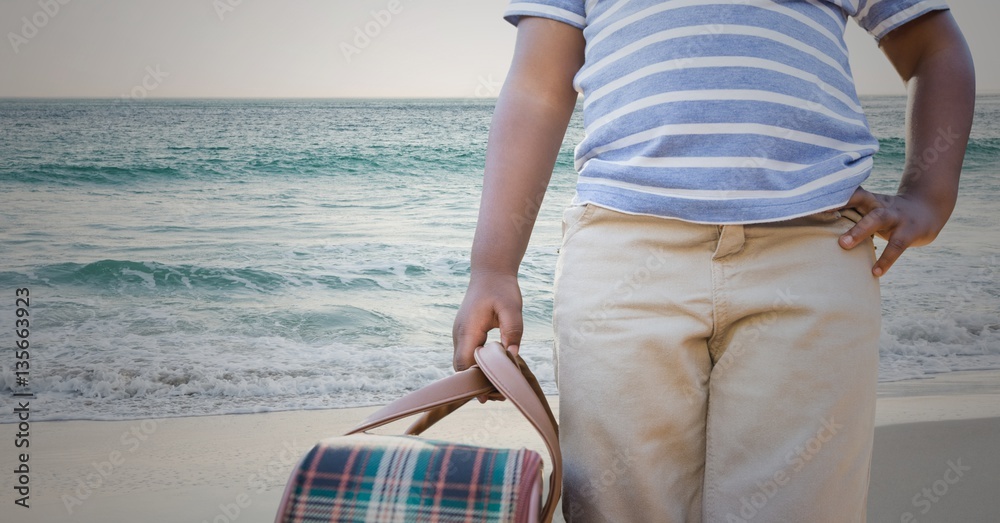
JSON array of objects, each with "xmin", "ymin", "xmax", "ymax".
[{"xmin": 553, "ymin": 203, "xmax": 880, "ymax": 523}]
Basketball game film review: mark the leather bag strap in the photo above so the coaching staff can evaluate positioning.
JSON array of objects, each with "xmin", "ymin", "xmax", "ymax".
[
  {"xmin": 345, "ymin": 341, "xmax": 561, "ymax": 522},
  {"xmin": 346, "ymin": 366, "xmax": 493, "ymax": 434},
  {"xmin": 474, "ymin": 342, "xmax": 562, "ymax": 522}
]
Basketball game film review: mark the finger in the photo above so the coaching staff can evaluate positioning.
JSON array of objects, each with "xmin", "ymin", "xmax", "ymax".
[
  {"xmin": 497, "ymin": 306, "xmax": 524, "ymax": 356},
  {"xmin": 453, "ymin": 316, "xmax": 491, "ymax": 372},
  {"xmin": 477, "ymin": 392, "xmax": 506, "ymax": 403},
  {"xmin": 839, "ymin": 186, "xmax": 878, "ymax": 212},
  {"xmin": 840, "ymin": 206, "xmax": 895, "ymax": 250},
  {"xmin": 872, "ymin": 233, "xmax": 912, "ymax": 277},
  {"xmin": 838, "ymin": 188, "xmax": 881, "ymax": 250},
  {"xmin": 454, "ymin": 331, "xmax": 487, "ymax": 371}
]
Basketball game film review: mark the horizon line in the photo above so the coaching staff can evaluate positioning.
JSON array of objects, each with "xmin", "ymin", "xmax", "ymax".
[{"xmin": 2, "ymin": 91, "xmax": 999, "ymax": 100}]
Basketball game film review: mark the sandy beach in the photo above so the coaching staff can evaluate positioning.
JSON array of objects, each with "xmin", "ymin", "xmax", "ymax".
[{"xmin": 5, "ymin": 369, "xmax": 999, "ymax": 523}]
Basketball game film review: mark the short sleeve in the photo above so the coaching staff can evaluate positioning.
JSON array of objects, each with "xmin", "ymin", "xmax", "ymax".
[
  {"xmin": 503, "ymin": 0, "xmax": 587, "ymax": 30},
  {"xmin": 850, "ymin": 0, "xmax": 949, "ymax": 42}
]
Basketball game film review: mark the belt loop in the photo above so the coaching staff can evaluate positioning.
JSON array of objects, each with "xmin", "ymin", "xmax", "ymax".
[{"xmin": 713, "ymin": 224, "xmax": 745, "ymax": 259}]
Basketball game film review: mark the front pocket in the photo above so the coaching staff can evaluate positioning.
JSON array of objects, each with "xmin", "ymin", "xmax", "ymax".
[{"xmin": 560, "ymin": 203, "xmax": 596, "ymax": 247}]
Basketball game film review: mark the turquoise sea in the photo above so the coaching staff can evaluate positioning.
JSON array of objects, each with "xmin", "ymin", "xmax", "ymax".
[{"xmin": 1, "ymin": 97, "xmax": 998, "ymax": 421}]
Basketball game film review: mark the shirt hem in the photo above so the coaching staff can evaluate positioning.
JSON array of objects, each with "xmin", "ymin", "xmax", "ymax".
[{"xmin": 571, "ymin": 186, "xmax": 861, "ymax": 225}]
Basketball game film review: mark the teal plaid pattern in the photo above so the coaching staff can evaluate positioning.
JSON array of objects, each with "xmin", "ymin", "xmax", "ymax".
[{"xmin": 279, "ymin": 434, "xmax": 543, "ymax": 522}]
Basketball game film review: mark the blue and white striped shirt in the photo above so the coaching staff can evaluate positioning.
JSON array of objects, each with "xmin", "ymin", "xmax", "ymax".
[{"xmin": 504, "ymin": 0, "xmax": 949, "ymax": 223}]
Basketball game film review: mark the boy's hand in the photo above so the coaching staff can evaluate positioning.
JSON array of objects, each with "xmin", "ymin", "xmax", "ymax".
[
  {"xmin": 838, "ymin": 187, "xmax": 944, "ymax": 277},
  {"xmin": 453, "ymin": 271, "xmax": 523, "ymax": 402},
  {"xmin": 840, "ymin": 10, "xmax": 975, "ymax": 278}
]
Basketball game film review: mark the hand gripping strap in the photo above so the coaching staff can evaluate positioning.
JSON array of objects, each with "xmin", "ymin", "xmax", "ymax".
[{"xmin": 343, "ymin": 341, "xmax": 562, "ymax": 523}]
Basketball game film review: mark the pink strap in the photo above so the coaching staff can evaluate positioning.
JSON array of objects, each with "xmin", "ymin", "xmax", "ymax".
[
  {"xmin": 348, "ymin": 365, "xmax": 494, "ymax": 434},
  {"xmin": 346, "ymin": 342, "xmax": 562, "ymax": 522},
  {"xmin": 474, "ymin": 342, "xmax": 562, "ymax": 523}
]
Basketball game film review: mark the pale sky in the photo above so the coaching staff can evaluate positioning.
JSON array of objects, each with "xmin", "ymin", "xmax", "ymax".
[{"xmin": 0, "ymin": 0, "xmax": 997, "ymax": 98}]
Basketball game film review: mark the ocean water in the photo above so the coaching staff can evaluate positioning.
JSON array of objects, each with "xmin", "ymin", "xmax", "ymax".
[{"xmin": 0, "ymin": 97, "xmax": 998, "ymax": 422}]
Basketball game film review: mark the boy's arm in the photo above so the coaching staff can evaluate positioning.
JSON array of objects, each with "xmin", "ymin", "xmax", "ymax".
[
  {"xmin": 452, "ymin": 17, "xmax": 584, "ymax": 374},
  {"xmin": 839, "ymin": 10, "xmax": 975, "ymax": 276}
]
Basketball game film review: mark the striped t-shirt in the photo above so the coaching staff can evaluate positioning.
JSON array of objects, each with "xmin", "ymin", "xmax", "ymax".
[{"xmin": 503, "ymin": 0, "xmax": 949, "ymax": 224}]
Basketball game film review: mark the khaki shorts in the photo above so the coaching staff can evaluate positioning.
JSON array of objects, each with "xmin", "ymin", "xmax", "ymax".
[{"xmin": 553, "ymin": 203, "xmax": 880, "ymax": 523}]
